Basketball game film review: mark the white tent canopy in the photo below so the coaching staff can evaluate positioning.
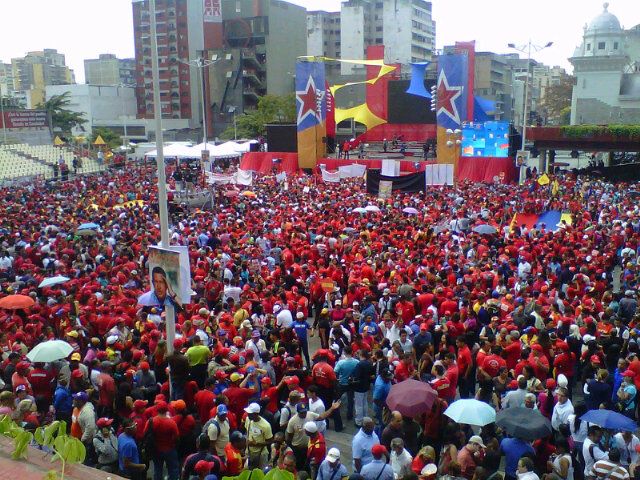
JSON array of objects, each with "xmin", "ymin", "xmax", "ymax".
[
  {"xmin": 146, "ymin": 143, "xmax": 199, "ymax": 159},
  {"xmin": 194, "ymin": 140, "xmax": 258, "ymax": 158}
]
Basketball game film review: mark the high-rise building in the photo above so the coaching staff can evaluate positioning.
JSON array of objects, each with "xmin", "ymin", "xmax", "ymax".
[
  {"xmin": 473, "ymin": 52, "xmax": 514, "ymax": 121},
  {"xmin": 204, "ymin": 0, "xmax": 307, "ymax": 137},
  {"xmin": 569, "ymin": 3, "xmax": 640, "ymax": 125},
  {"xmin": 324, "ymin": 0, "xmax": 435, "ymax": 76},
  {"xmin": 84, "ymin": 54, "xmax": 137, "ymax": 86},
  {"xmin": 10, "ymin": 49, "xmax": 75, "ymax": 107},
  {"xmin": 307, "ymin": 10, "xmax": 341, "ymax": 78},
  {"xmin": 132, "ymin": 0, "xmax": 209, "ymax": 126},
  {"xmin": 0, "ymin": 62, "xmax": 13, "ymax": 97}
]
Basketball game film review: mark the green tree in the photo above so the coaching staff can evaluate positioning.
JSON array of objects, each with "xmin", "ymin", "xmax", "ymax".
[
  {"xmin": 37, "ymin": 92, "xmax": 86, "ymax": 134},
  {"xmin": 220, "ymin": 93, "xmax": 296, "ymax": 140},
  {"xmin": 91, "ymin": 127, "xmax": 121, "ymax": 149},
  {"xmin": 538, "ymin": 76, "xmax": 575, "ymax": 126}
]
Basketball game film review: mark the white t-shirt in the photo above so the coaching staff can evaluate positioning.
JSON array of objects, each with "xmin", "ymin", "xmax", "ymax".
[
  {"xmin": 308, "ymin": 397, "xmax": 327, "ymax": 433},
  {"xmin": 277, "ymin": 309, "xmax": 294, "ymax": 329}
]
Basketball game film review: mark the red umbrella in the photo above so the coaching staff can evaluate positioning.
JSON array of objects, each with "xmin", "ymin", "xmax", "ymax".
[
  {"xmin": 0, "ymin": 294, "xmax": 35, "ymax": 310},
  {"xmin": 386, "ymin": 379, "xmax": 437, "ymax": 417}
]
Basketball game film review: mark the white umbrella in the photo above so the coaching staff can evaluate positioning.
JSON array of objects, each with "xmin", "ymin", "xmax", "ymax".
[
  {"xmin": 402, "ymin": 207, "xmax": 419, "ymax": 215},
  {"xmin": 26, "ymin": 340, "xmax": 73, "ymax": 363},
  {"xmin": 364, "ymin": 205, "xmax": 381, "ymax": 213},
  {"xmin": 352, "ymin": 207, "xmax": 367, "ymax": 214},
  {"xmin": 38, "ymin": 276, "xmax": 70, "ymax": 288}
]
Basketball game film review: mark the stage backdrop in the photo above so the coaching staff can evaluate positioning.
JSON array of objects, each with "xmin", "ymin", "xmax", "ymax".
[
  {"xmin": 366, "ymin": 170, "xmax": 426, "ymax": 196},
  {"xmin": 296, "ymin": 60, "xmax": 327, "ymax": 169}
]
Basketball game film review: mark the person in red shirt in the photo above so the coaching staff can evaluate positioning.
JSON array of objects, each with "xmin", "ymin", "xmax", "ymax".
[
  {"xmin": 430, "ymin": 364, "xmax": 451, "ymax": 399},
  {"xmin": 528, "ymin": 344, "xmax": 550, "ymax": 380},
  {"xmin": 223, "ymin": 372, "xmax": 258, "ymax": 420},
  {"xmin": 503, "ymin": 332, "xmax": 522, "ymax": 370},
  {"xmin": 28, "ymin": 362, "xmax": 55, "ymax": 404},
  {"xmin": 442, "ymin": 353, "xmax": 459, "ymax": 403},
  {"xmin": 304, "ymin": 421, "xmax": 326, "ymax": 474},
  {"xmin": 478, "ymin": 346, "xmax": 506, "ymax": 386},
  {"xmin": 129, "ymin": 399, "xmax": 148, "ymax": 442},
  {"xmin": 97, "ymin": 362, "xmax": 116, "ymax": 418},
  {"xmin": 194, "ymin": 378, "xmax": 216, "ymax": 423},
  {"xmin": 311, "ymin": 353, "xmax": 336, "ymax": 418},
  {"xmin": 456, "ymin": 337, "xmax": 474, "ymax": 399},
  {"xmin": 144, "ymin": 401, "xmax": 180, "ymax": 480},
  {"xmin": 170, "ymin": 399, "xmax": 197, "ymax": 460},
  {"xmin": 224, "ymin": 431, "xmax": 247, "ymax": 475}
]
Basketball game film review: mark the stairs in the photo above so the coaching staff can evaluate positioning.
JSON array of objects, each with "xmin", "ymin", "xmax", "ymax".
[{"xmin": 6, "ymin": 148, "xmax": 50, "ymax": 167}]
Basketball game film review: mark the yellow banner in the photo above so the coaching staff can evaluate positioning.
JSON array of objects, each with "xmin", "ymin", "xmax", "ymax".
[{"xmin": 334, "ymin": 104, "xmax": 387, "ymax": 130}]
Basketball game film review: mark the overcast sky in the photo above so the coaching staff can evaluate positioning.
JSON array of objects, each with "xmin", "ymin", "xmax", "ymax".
[{"xmin": 1, "ymin": 0, "xmax": 638, "ymax": 83}]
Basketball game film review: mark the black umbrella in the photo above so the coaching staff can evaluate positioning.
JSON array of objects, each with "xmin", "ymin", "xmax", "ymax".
[{"xmin": 495, "ymin": 407, "xmax": 552, "ymax": 441}]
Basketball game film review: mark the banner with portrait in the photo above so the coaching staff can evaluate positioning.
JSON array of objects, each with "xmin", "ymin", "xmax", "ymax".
[{"xmin": 146, "ymin": 246, "xmax": 192, "ymax": 307}]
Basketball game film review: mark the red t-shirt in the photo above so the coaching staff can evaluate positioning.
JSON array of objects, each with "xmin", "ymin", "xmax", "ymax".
[
  {"xmin": 311, "ymin": 362, "xmax": 336, "ymax": 389},
  {"xmin": 503, "ymin": 342, "xmax": 522, "ymax": 370},
  {"xmin": 482, "ymin": 354, "xmax": 506, "ymax": 378},
  {"xmin": 457, "ymin": 346, "xmax": 472, "ymax": 377},
  {"xmin": 443, "ymin": 364, "xmax": 459, "ymax": 400},
  {"xmin": 224, "ymin": 443, "xmax": 244, "ymax": 475},
  {"xmin": 430, "ymin": 377, "xmax": 450, "ymax": 399},
  {"xmin": 307, "ymin": 433, "xmax": 326, "ymax": 466},
  {"xmin": 98, "ymin": 373, "xmax": 116, "ymax": 407},
  {"xmin": 28, "ymin": 368, "xmax": 54, "ymax": 400},
  {"xmin": 145, "ymin": 416, "xmax": 178, "ymax": 453},
  {"xmin": 194, "ymin": 389, "xmax": 216, "ymax": 422},
  {"xmin": 223, "ymin": 386, "xmax": 255, "ymax": 418}
]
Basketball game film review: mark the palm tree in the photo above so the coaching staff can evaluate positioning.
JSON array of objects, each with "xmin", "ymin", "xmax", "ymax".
[{"xmin": 37, "ymin": 92, "xmax": 86, "ymax": 135}]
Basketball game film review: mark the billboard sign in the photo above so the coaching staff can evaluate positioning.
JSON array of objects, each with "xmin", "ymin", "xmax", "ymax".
[{"xmin": 1, "ymin": 110, "xmax": 48, "ymax": 129}]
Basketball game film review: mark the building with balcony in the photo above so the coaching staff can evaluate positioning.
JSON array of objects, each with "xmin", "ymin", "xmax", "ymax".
[
  {"xmin": 474, "ymin": 52, "xmax": 514, "ymax": 121},
  {"xmin": 204, "ymin": 0, "xmax": 306, "ymax": 137}
]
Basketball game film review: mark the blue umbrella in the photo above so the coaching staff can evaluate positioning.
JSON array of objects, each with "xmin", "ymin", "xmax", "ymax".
[
  {"xmin": 581, "ymin": 410, "xmax": 637, "ymax": 432},
  {"xmin": 78, "ymin": 222, "xmax": 99, "ymax": 230}
]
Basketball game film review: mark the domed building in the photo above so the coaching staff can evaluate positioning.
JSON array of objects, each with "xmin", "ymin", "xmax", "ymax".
[{"xmin": 569, "ymin": 3, "xmax": 640, "ymax": 124}]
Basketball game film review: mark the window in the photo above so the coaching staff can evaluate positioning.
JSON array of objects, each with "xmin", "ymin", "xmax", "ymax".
[
  {"xmin": 376, "ymin": 26, "xmax": 382, "ymax": 32},
  {"xmin": 598, "ymin": 42, "xmax": 606, "ymax": 50},
  {"xmin": 582, "ymin": 78, "xmax": 587, "ymax": 89},
  {"xmin": 375, "ymin": 38, "xmax": 383, "ymax": 44},
  {"xmin": 235, "ymin": 1, "xmax": 241, "ymax": 13},
  {"xmin": 586, "ymin": 43, "xmax": 591, "ymax": 51},
  {"xmin": 614, "ymin": 42, "xmax": 619, "ymax": 50}
]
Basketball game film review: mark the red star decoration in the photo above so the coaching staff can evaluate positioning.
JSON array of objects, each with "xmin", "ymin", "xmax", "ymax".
[
  {"xmin": 436, "ymin": 70, "xmax": 463, "ymax": 124},
  {"xmin": 296, "ymin": 77, "xmax": 319, "ymax": 124}
]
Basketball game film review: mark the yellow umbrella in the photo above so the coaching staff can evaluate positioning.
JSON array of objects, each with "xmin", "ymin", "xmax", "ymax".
[
  {"xmin": 53, "ymin": 136, "xmax": 65, "ymax": 146},
  {"xmin": 241, "ymin": 191, "xmax": 257, "ymax": 198}
]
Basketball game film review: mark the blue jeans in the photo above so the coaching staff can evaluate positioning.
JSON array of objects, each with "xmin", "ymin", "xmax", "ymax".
[{"xmin": 153, "ymin": 448, "xmax": 179, "ymax": 480}]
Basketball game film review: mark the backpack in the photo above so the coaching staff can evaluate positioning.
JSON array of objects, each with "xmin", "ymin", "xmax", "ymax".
[{"xmin": 203, "ymin": 418, "xmax": 220, "ymax": 439}]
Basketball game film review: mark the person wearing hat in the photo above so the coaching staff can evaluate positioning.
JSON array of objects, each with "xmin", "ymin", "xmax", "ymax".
[
  {"xmin": 12, "ymin": 361, "xmax": 32, "ymax": 395},
  {"xmin": 317, "ymin": 447, "xmax": 348, "ymax": 480},
  {"xmin": 70, "ymin": 391, "xmax": 96, "ymax": 448},
  {"xmin": 134, "ymin": 361, "xmax": 158, "ymax": 402},
  {"xmin": 286, "ymin": 400, "xmax": 341, "ymax": 471},
  {"xmin": 244, "ymin": 402, "xmax": 273, "ymax": 469},
  {"xmin": 181, "ymin": 434, "xmax": 222, "ymax": 480},
  {"xmin": 304, "ymin": 421, "xmax": 326, "ymax": 479},
  {"xmin": 93, "ymin": 417, "xmax": 118, "ymax": 472},
  {"xmin": 118, "ymin": 418, "xmax": 146, "ymax": 480},
  {"xmin": 245, "ymin": 328, "xmax": 267, "ymax": 359},
  {"xmin": 457, "ymin": 435, "xmax": 486, "ymax": 479},
  {"xmin": 205, "ymin": 403, "xmax": 230, "ymax": 458},
  {"xmin": 616, "ymin": 369, "xmax": 638, "ymax": 418},
  {"xmin": 53, "ymin": 374, "xmax": 73, "ymax": 425},
  {"xmin": 225, "ymin": 371, "xmax": 258, "ymax": 420},
  {"xmin": 292, "ymin": 311, "xmax": 313, "ymax": 367},
  {"xmin": 360, "ymin": 444, "xmax": 393, "ymax": 480}
]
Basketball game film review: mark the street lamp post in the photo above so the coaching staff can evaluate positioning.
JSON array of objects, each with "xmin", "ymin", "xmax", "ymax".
[
  {"xmin": 178, "ymin": 56, "xmax": 219, "ymax": 149},
  {"xmin": 149, "ymin": 0, "xmax": 175, "ymax": 354},
  {"xmin": 508, "ymin": 40, "xmax": 553, "ymax": 183}
]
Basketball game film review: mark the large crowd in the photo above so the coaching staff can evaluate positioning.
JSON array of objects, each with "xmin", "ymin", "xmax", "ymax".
[{"xmin": 0, "ymin": 163, "xmax": 639, "ymax": 480}]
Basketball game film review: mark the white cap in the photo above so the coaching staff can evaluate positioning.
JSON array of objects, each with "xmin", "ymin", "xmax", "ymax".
[
  {"xmin": 303, "ymin": 421, "xmax": 318, "ymax": 433},
  {"xmin": 296, "ymin": 312, "xmax": 304, "ymax": 319},
  {"xmin": 244, "ymin": 402, "xmax": 260, "ymax": 414},
  {"xmin": 273, "ymin": 305, "xmax": 282, "ymax": 313},
  {"xmin": 421, "ymin": 464, "xmax": 437, "ymax": 476},
  {"xmin": 106, "ymin": 335, "xmax": 118, "ymax": 345},
  {"xmin": 469, "ymin": 435, "xmax": 486, "ymax": 448},
  {"xmin": 326, "ymin": 448, "xmax": 340, "ymax": 462},
  {"xmin": 335, "ymin": 299, "xmax": 341, "ymax": 305}
]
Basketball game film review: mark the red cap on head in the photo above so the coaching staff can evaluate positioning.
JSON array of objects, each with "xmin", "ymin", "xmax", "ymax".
[
  {"xmin": 371, "ymin": 444, "xmax": 388, "ymax": 458},
  {"xmin": 139, "ymin": 361, "xmax": 150, "ymax": 371},
  {"xmin": 590, "ymin": 355, "xmax": 601, "ymax": 364}
]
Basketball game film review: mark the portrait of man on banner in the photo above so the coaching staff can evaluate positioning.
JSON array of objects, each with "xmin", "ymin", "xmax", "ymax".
[{"xmin": 144, "ymin": 247, "xmax": 188, "ymax": 308}]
